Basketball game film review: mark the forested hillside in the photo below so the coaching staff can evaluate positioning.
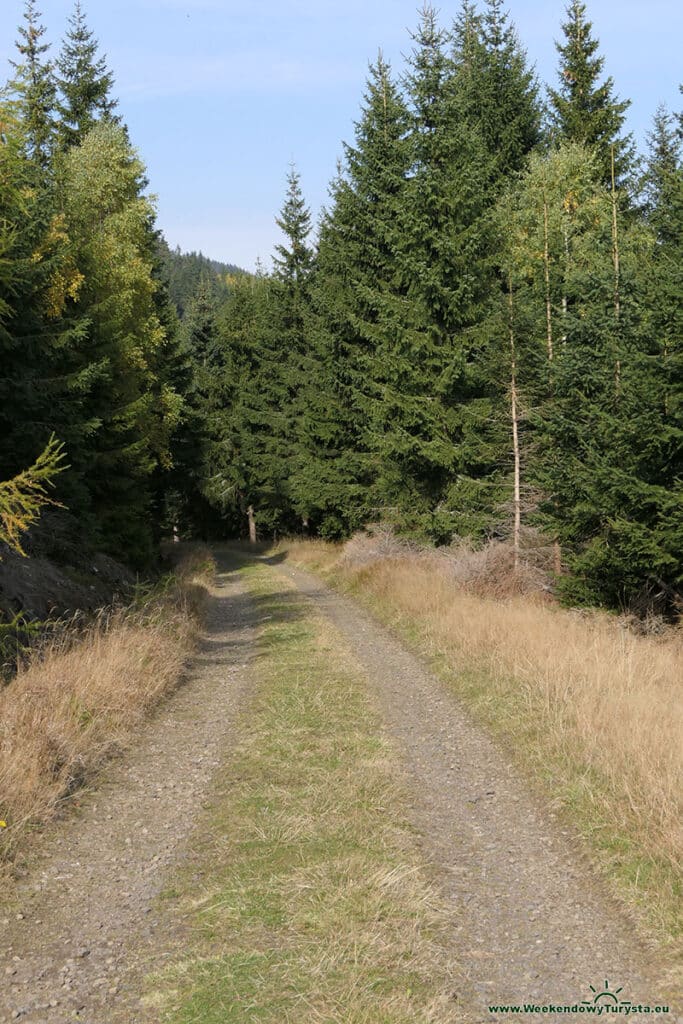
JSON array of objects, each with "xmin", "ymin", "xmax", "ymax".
[
  {"xmin": 156, "ymin": 239, "xmax": 244, "ymax": 320},
  {"xmin": 0, "ymin": 0, "xmax": 681, "ymax": 615}
]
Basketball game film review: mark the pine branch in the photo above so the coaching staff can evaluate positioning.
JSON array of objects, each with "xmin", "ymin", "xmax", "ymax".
[{"xmin": 0, "ymin": 436, "xmax": 67, "ymax": 557}]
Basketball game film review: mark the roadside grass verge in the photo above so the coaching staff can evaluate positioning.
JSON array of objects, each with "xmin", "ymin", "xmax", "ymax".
[
  {"xmin": 0, "ymin": 545, "xmax": 214, "ymax": 862},
  {"xmin": 154, "ymin": 561, "xmax": 462, "ymax": 1024},
  {"xmin": 279, "ymin": 539, "xmax": 683, "ymax": 947}
]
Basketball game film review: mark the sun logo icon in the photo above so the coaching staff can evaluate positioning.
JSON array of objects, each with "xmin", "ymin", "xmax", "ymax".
[{"xmin": 582, "ymin": 981, "xmax": 632, "ymax": 1008}]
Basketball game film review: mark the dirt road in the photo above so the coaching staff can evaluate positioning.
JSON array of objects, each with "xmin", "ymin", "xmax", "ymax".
[
  {"xmin": 0, "ymin": 561, "xmax": 258, "ymax": 1023},
  {"xmin": 275, "ymin": 562, "xmax": 680, "ymax": 1018},
  {"xmin": 0, "ymin": 555, "xmax": 678, "ymax": 1022}
]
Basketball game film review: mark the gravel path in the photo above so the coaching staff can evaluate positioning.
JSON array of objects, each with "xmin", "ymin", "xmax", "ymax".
[
  {"xmin": 0, "ymin": 555, "xmax": 679, "ymax": 1024},
  {"xmin": 0, "ymin": 559, "xmax": 258, "ymax": 1024},
  {"xmin": 278, "ymin": 562, "xmax": 681, "ymax": 1023}
]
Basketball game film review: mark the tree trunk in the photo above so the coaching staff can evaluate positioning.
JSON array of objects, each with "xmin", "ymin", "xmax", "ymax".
[
  {"xmin": 542, "ymin": 196, "xmax": 554, "ymax": 364},
  {"xmin": 611, "ymin": 145, "xmax": 621, "ymax": 322},
  {"xmin": 247, "ymin": 505, "xmax": 257, "ymax": 545},
  {"xmin": 542, "ymin": 198, "xmax": 562, "ymax": 574},
  {"xmin": 553, "ymin": 541, "xmax": 562, "ymax": 577},
  {"xmin": 561, "ymin": 222, "xmax": 570, "ymax": 345},
  {"xmin": 508, "ymin": 276, "xmax": 521, "ymax": 573},
  {"xmin": 611, "ymin": 145, "xmax": 622, "ymax": 398}
]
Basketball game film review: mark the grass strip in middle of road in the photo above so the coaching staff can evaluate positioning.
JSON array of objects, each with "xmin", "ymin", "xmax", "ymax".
[{"xmin": 155, "ymin": 560, "xmax": 461, "ymax": 1024}]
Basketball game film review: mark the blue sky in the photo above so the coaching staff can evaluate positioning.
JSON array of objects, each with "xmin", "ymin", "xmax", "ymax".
[{"xmin": 1, "ymin": 1, "xmax": 681, "ymax": 270}]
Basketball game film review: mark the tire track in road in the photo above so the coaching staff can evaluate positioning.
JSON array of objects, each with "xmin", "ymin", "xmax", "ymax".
[
  {"xmin": 0, "ymin": 557, "xmax": 258, "ymax": 1024},
  {"xmin": 278, "ymin": 562, "xmax": 679, "ymax": 1023}
]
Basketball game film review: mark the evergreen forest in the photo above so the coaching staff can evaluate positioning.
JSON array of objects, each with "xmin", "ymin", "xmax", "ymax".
[{"xmin": 1, "ymin": 0, "xmax": 681, "ymax": 616}]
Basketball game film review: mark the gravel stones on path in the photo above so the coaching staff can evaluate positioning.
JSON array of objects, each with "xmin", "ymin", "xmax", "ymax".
[
  {"xmin": 279, "ymin": 563, "xmax": 680, "ymax": 1023},
  {"xmin": 0, "ymin": 559, "xmax": 258, "ymax": 1024},
  {"xmin": 1, "ymin": 554, "xmax": 679, "ymax": 1024}
]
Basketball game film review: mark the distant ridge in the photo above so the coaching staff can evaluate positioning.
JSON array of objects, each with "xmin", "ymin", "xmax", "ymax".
[{"xmin": 156, "ymin": 235, "xmax": 247, "ymax": 318}]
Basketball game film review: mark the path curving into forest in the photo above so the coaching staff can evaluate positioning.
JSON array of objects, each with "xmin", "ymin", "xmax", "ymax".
[{"xmin": 0, "ymin": 553, "xmax": 679, "ymax": 1023}]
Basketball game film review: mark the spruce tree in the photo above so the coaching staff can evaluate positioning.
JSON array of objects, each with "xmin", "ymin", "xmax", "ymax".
[
  {"xmin": 227, "ymin": 171, "xmax": 315, "ymax": 539},
  {"xmin": 297, "ymin": 54, "xmax": 412, "ymax": 536},
  {"xmin": 548, "ymin": 0, "xmax": 633, "ymax": 186},
  {"xmin": 0, "ymin": 99, "xmax": 94, "ymax": 533},
  {"xmin": 202, "ymin": 174, "xmax": 318, "ymax": 542},
  {"xmin": 7, "ymin": 0, "xmax": 57, "ymax": 167},
  {"xmin": 56, "ymin": 1, "xmax": 118, "ymax": 150},
  {"xmin": 439, "ymin": 0, "xmax": 542, "ymax": 545},
  {"xmin": 519, "ymin": 141, "xmax": 680, "ymax": 611},
  {"xmin": 200, "ymin": 271, "xmax": 284, "ymax": 539},
  {"xmin": 273, "ymin": 168, "xmax": 313, "ymax": 288},
  {"xmin": 163, "ymin": 278, "xmax": 232, "ymax": 540},
  {"xmin": 490, "ymin": 131, "xmax": 683, "ymax": 612},
  {"xmin": 452, "ymin": 0, "xmax": 541, "ymax": 180},
  {"xmin": 644, "ymin": 106, "xmax": 683, "ymax": 242},
  {"xmin": 626, "ymin": 107, "xmax": 683, "ymax": 611},
  {"xmin": 379, "ymin": 4, "xmax": 499, "ymax": 541},
  {"xmin": 0, "ymin": 106, "xmax": 52, "ymax": 481},
  {"xmin": 270, "ymin": 168, "xmax": 317, "ymax": 532},
  {"xmin": 370, "ymin": 5, "xmax": 459, "ymax": 534}
]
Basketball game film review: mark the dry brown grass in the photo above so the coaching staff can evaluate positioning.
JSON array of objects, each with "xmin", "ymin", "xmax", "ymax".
[
  {"xmin": 0, "ymin": 546, "xmax": 213, "ymax": 858},
  {"xmin": 281, "ymin": 535, "xmax": 683, "ymax": 936},
  {"xmin": 285, "ymin": 526, "xmax": 556, "ymax": 600}
]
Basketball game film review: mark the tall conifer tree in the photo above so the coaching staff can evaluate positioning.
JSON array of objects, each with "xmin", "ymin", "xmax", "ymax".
[
  {"xmin": 270, "ymin": 169, "xmax": 320, "ymax": 531},
  {"xmin": 162, "ymin": 278, "xmax": 232, "ymax": 539},
  {"xmin": 548, "ymin": 0, "xmax": 633, "ymax": 185},
  {"xmin": 200, "ymin": 271, "xmax": 284, "ymax": 539},
  {"xmin": 508, "ymin": 141, "xmax": 679, "ymax": 610},
  {"xmin": 452, "ymin": 0, "xmax": 541, "ymax": 180},
  {"xmin": 58, "ymin": 122, "xmax": 178, "ymax": 562},
  {"xmin": 198, "ymin": 175, "xmax": 315, "ymax": 542},
  {"xmin": 625, "ymin": 108, "xmax": 683, "ymax": 610},
  {"xmin": 273, "ymin": 168, "xmax": 313, "ymax": 289},
  {"xmin": 0, "ymin": 99, "xmax": 93, "ymax": 532},
  {"xmin": 301, "ymin": 54, "xmax": 412, "ymax": 535},
  {"xmin": 56, "ymin": 1, "xmax": 118, "ymax": 150},
  {"xmin": 8, "ymin": 0, "xmax": 57, "ymax": 167},
  {"xmin": 380, "ymin": 4, "xmax": 499, "ymax": 540}
]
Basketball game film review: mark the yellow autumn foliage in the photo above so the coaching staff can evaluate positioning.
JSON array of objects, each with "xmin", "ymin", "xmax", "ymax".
[{"xmin": 0, "ymin": 438, "xmax": 66, "ymax": 557}]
